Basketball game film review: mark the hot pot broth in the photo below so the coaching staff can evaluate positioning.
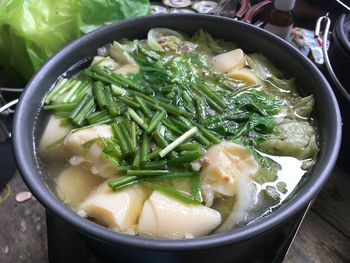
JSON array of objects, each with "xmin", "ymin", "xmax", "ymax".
[{"xmin": 37, "ymin": 28, "xmax": 318, "ymax": 239}]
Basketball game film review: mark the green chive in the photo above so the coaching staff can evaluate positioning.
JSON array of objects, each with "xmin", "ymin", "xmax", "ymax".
[
  {"xmin": 93, "ymin": 81, "xmax": 108, "ymax": 109},
  {"xmin": 168, "ymin": 150, "xmax": 202, "ymax": 165},
  {"xmin": 140, "ymin": 133, "xmax": 149, "ymax": 165},
  {"xmin": 43, "ymin": 103, "xmax": 76, "ymax": 111},
  {"xmin": 127, "ymin": 108, "xmax": 148, "ymax": 130},
  {"xmin": 159, "ymin": 127, "xmax": 198, "ymax": 158},
  {"xmin": 143, "ymin": 182, "xmax": 200, "ymax": 205},
  {"xmin": 135, "ymin": 96, "xmax": 152, "ymax": 118},
  {"xmin": 191, "ymin": 174, "xmax": 202, "ymax": 202},
  {"xmin": 111, "ymin": 122, "xmax": 129, "ymax": 156},
  {"xmin": 126, "ymin": 170, "xmax": 170, "ymax": 176},
  {"xmin": 147, "ymin": 110, "xmax": 166, "ymax": 134}
]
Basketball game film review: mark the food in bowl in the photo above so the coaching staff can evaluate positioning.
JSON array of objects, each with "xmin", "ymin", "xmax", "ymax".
[{"xmin": 37, "ymin": 28, "xmax": 319, "ymax": 239}]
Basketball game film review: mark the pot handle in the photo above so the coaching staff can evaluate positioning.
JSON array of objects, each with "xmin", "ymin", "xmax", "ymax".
[
  {"xmin": 0, "ymin": 98, "xmax": 19, "ymax": 114},
  {"xmin": 0, "ymin": 98, "xmax": 19, "ymax": 140},
  {"xmin": 315, "ymin": 15, "xmax": 350, "ymax": 102}
]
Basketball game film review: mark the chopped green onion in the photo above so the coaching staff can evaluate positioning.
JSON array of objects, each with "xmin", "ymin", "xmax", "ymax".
[
  {"xmin": 43, "ymin": 103, "xmax": 76, "ymax": 110},
  {"xmin": 196, "ymin": 124, "xmax": 221, "ymax": 144},
  {"xmin": 127, "ymin": 108, "xmax": 148, "ymax": 130},
  {"xmin": 197, "ymin": 82, "xmax": 226, "ymax": 109},
  {"xmin": 45, "ymin": 78, "xmax": 68, "ymax": 104},
  {"xmin": 75, "ymin": 82, "xmax": 92, "ymax": 101},
  {"xmin": 72, "ymin": 96, "xmax": 95, "ymax": 126},
  {"xmin": 118, "ymin": 165, "xmax": 133, "ymax": 172},
  {"xmin": 135, "ymin": 96, "xmax": 152, "ymax": 118},
  {"xmin": 108, "ymin": 176, "xmax": 138, "ymax": 190},
  {"xmin": 93, "ymin": 81, "xmax": 108, "ymax": 109},
  {"xmin": 111, "ymin": 122, "xmax": 129, "ymax": 156},
  {"xmin": 127, "ymin": 170, "xmax": 170, "ymax": 176},
  {"xmin": 117, "ymin": 96, "xmax": 140, "ymax": 109},
  {"xmin": 142, "ymin": 160, "xmax": 167, "ymax": 170},
  {"xmin": 191, "ymin": 174, "xmax": 202, "ymax": 202},
  {"xmin": 111, "ymin": 84, "xmax": 127, "ymax": 96},
  {"xmin": 111, "ymin": 72, "xmax": 145, "ymax": 92},
  {"xmin": 69, "ymin": 94, "xmax": 89, "ymax": 119},
  {"xmin": 143, "ymin": 182, "xmax": 201, "ymax": 205},
  {"xmin": 168, "ymin": 150, "xmax": 202, "ymax": 165},
  {"xmin": 162, "ymin": 119, "xmax": 183, "ymax": 135},
  {"xmin": 87, "ymin": 110, "xmax": 107, "ymax": 124},
  {"xmin": 119, "ymin": 121, "xmax": 136, "ymax": 154},
  {"xmin": 173, "ymin": 116, "xmax": 210, "ymax": 146},
  {"xmin": 149, "ymin": 149, "xmax": 161, "ymax": 160},
  {"xmin": 152, "ymin": 131, "xmax": 168, "ymax": 148},
  {"xmin": 147, "ymin": 110, "xmax": 166, "ymax": 134},
  {"xmin": 157, "ymin": 100, "xmax": 192, "ymax": 118},
  {"xmin": 62, "ymin": 80, "xmax": 83, "ymax": 103},
  {"xmin": 177, "ymin": 142, "xmax": 201, "ymax": 151},
  {"xmin": 104, "ymin": 87, "xmax": 122, "ymax": 117},
  {"xmin": 195, "ymin": 96, "xmax": 207, "ymax": 123},
  {"xmin": 84, "ymin": 69, "xmax": 125, "ymax": 87},
  {"xmin": 130, "ymin": 121, "xmax": 137, "ymax": 149},
  {"xmin": 159, "ymin": 127, "xmax": 198, "ymax": 158},
  {"xmin": 140, "ymin": 133, "xmax": 149, "ymax": 165},
  {"xmin": 132, "ymin": 150, "xmax": 141, "ymax": 168},
  {"xmin": 54, "ymin": 111, "xmax": 70, "ymax": 118}
]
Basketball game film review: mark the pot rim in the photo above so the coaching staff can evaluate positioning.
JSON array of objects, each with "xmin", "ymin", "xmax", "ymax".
[{"xmin": 13, "ymin": 14, "xmax": 342, "ymax": 251}]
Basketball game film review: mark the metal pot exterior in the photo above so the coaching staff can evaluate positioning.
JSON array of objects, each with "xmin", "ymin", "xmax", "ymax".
[
  {"xmin": 13, "ymin": 15, "xmax": 341, "ymax": 261},
  {"xmin": 328, "ymin": 13, "xmax": 350, "ymax": 170}
]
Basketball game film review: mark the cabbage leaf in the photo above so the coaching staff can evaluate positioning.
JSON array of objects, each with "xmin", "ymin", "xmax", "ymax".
[
  {"xmin": 259, "ymin": 121, "xmax": 319, "ymax": 159},
  {"xmin": 0, "ymin": 0, "xmax": 150, "ymax": 80}
]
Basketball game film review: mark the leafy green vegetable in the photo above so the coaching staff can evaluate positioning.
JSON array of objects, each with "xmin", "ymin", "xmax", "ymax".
[
  {"xmin": 191, "ymin": 29, "xmax": 226, "ymax": 55},
  {"xmin": 264, "ymin": 186, "xmax": 281, "ymax": 202},
  {"xmin": 259, "ymin": 121, "xmax": 319, "ymax": 159},
  {"xmin": 292, "ymin": 95, "xmax": 315, "ymax": 119},
  {"xmin": 247, "ymin": 53, "xmax": 284, "ymax": 79},
  {"xmin": 254, "ymin": 157, "xmax": 280, "ymax": 184},
  {"xmin": 0, "ymin": 0, "xmax": 150, "ymax": 80},
  {"xmin": 276, "ymin": 182, "xmax": 287, "ymax": 194}
]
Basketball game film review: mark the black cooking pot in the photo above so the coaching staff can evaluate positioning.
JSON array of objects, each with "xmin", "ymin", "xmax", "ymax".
[
  {"xmin": 327, "ymin": 13, "xmax": 350, "ymax": 170},
  {"xmin": 13, "ymin": 15, "xmax": 341, "ymax": 262}
]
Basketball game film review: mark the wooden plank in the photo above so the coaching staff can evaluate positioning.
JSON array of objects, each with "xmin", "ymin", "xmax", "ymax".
[
  {"xmin": 284, "ymin": 211, "xmax": 350, "ymax": 263},
  {"xmin": 312, "ymin": 167, "xmax": 350, "ymax": 238}
]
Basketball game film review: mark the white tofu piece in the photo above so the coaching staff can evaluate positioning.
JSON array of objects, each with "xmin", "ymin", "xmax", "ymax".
[
  {"xmin": 227, "ymin": 68, "xmax": 261, "ymax": 85},
  {"xmin": 39, "ymin": 115, "xmax": 72, "ymax": 159},
  {"xmin": 200, "ymin": 142, "xmax": 259, "ymax": 197},
  {"xmin": 56, "ymin": 166, "xmax": 103, "ymax": 209},
  {"xmin": 78, "ymin": 184, "xmax": 150, "ymax": 233},
  {"xmin": 64, "ymin": 125, "xmax": 117, "ymax": 178},
  {"xmin": 138, "ymin": 191, "xmax": 221, "ymax": 239},
  {"xmin": 213, "ymin": 49, "xmax": 245, "ymax": 73},
  {"xmin": 64, "ymin": 125, "xmax": 113, "ymax": 155}
]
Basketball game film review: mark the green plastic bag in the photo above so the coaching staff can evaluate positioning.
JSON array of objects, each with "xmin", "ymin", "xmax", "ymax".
[{"xmin": 0, "ymin": 0, "xmax": 150, "ymax": 80}]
